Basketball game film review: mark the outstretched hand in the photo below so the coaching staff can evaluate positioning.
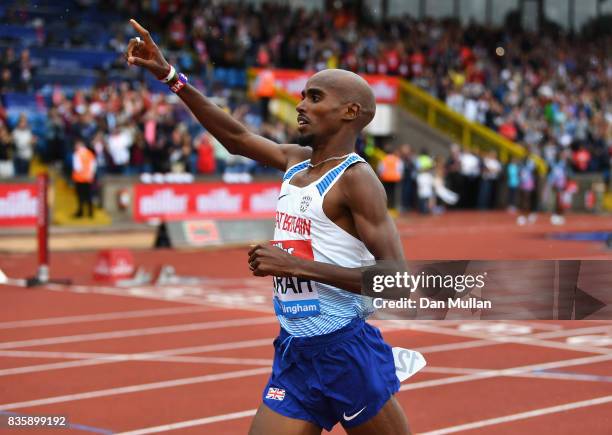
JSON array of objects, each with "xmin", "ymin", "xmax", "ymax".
[{"xmin": 126, "ymin": 19, "xmax": 171, "ymax": 80}]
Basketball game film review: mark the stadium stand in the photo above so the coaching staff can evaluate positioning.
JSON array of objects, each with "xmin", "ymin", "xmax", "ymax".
[{"xmin": 0, "ymin": 0, "xmax": 609, "ymax": 218}]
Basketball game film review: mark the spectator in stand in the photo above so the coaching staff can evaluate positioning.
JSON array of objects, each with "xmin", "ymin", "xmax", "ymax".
[
  {"xmin": 378, "ymin": 147, "xmax": 404, "ymax": 212},
  {"xmin": 399, "ymin": 144, "xmax": 416, "ymax": 212},
  {"xmin": 0, "ymin": 67, "xmax": 14, "ymax": 94},
  {"xmin": 170, "ymin": 133, "xmax": 195, "ymax": 174},
  {"xmin": 445, "ymin": 143, "xmax": 463, "ymax": 208},
  {"xmin": 129, "ymin": 130, "xmax": 148, "ymax": 174},
  {"xmin": 433, "ymin": 156, "xmax": 460, "ymax": 213},
  {"xmin": 572, "ymin": 144, "xmax": 591, "ymax": 172},
  {"xmin": 416, "ymin": 164, "xmax": 434, "ymax": 215},
  {"xmin": 11, "ymin": 114, "xmax": 36, "ymax": 176},
  {"xmin": 517, "ymin": 156, "xmax": 538, "ymax": 226},
  {"xmin": 45, "ymin": 107, "xmax": 67, "ymax": 164},
  {"xmin": 416, "ymin": 148, "xmax": 434, "ymax": 173},
  {"xmin": 0, "ymin": 123, "xmax": 14, "ymax": 179},
  {"xmin": 548, "ymin": 150, "xmax": 572, "ymax": 225},
  {"xmin": 91, "ymin": 130, "xmax": 110, "ymax": 178},
  {"xmin": 254, "ymin": 69, "xmax": 276, "ymax": 122},
  {"xmin": 0, "ymin": 103, "xmax": 6, "ymax": 126},
  {"xmin": 478, "ymin": 150, "xmax": 502, "ymax": 210},
  {"xmin": 16, "ymin": 49, "xmax": 34, "ymax": 92},
  {"xmin": 195, "ymin": 132, "xmax": 216, "ymax": 174},
  {"xmin": 506, "ymin": 156, "xmax": 520, "ymax": 212},
  {"xmin": 72, "ymin": 139, "xmax": 96, "ymax": 219},
  {"xmin": 107, "ymin": 124, "xmax": 132, "ymax": 174},
  {"xmin": 459, "ymin": 148, "xmax": 481, "ymax": 208},
  {"xmin": 0, "ymin": 48, "xmax": 17, "ymax": 93}
]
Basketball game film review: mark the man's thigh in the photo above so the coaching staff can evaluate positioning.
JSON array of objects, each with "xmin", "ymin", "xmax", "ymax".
[
  {"xmin": 345, "ymin": 396, "xmax": 410, "ymax": 435},
  {"xmin": 249, "ymin": 403, "xmax": 322, "ymax": 435}
]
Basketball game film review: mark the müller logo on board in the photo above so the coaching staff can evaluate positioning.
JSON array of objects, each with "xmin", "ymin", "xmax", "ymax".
[
  {"xmin": 196, "ymin": 188, "xmax": 242, "ymax": 213},
  {"xmin": 0, "ymin": 190, "xmax": 37, "ymax": 217},
  {"xmin": 139, "ymin": 189, "xmax": 188, "ymax": 215},
  {"xmin": 250, "ymin": 187, "xmax": 280, "ymax": 212}
]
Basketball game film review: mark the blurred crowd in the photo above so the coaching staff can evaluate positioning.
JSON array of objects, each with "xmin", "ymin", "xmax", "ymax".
[
  {"xmin": 96, "ymin": 1, "xmax": 611, "ymax": 180},
  {"xmin": 0, "ymin": 47, "xmax": 35, "ymax": 93},
  {"xmin": 377, "ymin": 142, "xmax": 593, "ymax": 224},
  {"xmin": 0, "ymin": 82, "xmax": 290, "ymax": 179},
  {"xmin": 0, "ymin": 1, "xmax": 610, "ymax": 198}
]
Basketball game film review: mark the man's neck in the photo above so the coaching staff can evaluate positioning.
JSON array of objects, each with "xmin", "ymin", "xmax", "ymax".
[{"xmin": 309, "ymin": 133, "xmax": 357, "ymax": 165}]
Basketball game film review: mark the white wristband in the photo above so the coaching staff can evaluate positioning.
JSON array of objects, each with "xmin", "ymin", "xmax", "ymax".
[{"xmin": 159, "ymin": 65, "xmax": 176, "ymax": 83}]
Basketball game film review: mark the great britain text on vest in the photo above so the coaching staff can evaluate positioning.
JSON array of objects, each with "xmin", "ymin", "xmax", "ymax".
[{"xmin": 275, "ymin": 211, "xmax": 312, "ymax": 236}]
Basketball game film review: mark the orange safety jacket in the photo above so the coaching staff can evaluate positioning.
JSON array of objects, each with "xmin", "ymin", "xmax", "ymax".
[
  {"xmin": 256, "ymin": 69, "xmax": 276, "ymax": 98},
  {"xmin": 72, "ymin": 146, "xmax": 96, "ymax": 183},
  {"xmin": 379, "ymin": 154, "xmax": 403, "ymax": 182}
]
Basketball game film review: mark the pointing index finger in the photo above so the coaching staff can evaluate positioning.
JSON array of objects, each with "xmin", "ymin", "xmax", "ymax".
[{"xmin": 130, "ymin": 18, "xmax": 152, "ymax": 43}]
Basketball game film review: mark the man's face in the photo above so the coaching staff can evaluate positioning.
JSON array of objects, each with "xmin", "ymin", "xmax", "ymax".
[{"xmin": 295, "ymin": 78, "xmax": 344, "ymax": 147}]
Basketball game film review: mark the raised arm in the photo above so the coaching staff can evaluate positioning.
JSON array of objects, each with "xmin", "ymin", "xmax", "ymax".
[
  {"xmin": 125, "ymin": 19, "xmax": 306, "ymax": 170},
  {"xmin": 248, "ymin": 162, "xmax": 405, "ymax": 294}
]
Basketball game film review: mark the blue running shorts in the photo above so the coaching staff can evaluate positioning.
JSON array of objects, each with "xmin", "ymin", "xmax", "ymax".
[{"xmin": 261, "ymin": 318, "xmax": 400, "ymax": 431}]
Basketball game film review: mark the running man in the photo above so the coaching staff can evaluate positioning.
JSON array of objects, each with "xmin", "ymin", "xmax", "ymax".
[{"xmin": 126, "ymin": 19, "xmax": 409, "ymax": 435}]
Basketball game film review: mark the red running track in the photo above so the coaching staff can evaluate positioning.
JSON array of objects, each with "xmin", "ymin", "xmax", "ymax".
[{"xmin": 0, "ymin": 211, "xmax": 611, "ymax": 434}]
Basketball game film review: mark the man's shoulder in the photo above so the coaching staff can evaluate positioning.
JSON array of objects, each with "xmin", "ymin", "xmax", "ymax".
[
  {"xmin": 338, "ymin": 159, "xmax": 384, "ymax": 202},
  {"xmin": 342, "ymin": 158, "xmax": 377, "ymax": 182}
]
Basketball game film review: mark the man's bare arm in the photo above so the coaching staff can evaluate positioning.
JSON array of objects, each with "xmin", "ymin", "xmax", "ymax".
[
  {"xmin": 249, "ymin": 163, "xmax": 404, "ymax": 294},
  {"xmin": 125, "ymin": 19, "xmax": 307, "ymax": 170},
  {"xmin": 341, "ymin": 163, "xmax": 405, "ymax": 261},
  {"xmin": 172, "ymin": 83, "xmax": 303, "ymax": 170}
]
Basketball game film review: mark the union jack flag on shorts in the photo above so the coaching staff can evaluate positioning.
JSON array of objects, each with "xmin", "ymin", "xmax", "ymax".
[{"xmin": 265, "ymin": 387, "xmax": 286, "ymax": 401}]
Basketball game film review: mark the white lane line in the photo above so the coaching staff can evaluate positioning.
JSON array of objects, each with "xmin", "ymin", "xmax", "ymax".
[
  {"xmin": 0, "ymin": 353, "xmax": 271, "ymax": 376},
  {"xmin": 422, "ymin": 366, "xmax": 484, "ymax": 375},
  {"xmin": 0, "ymin": 306, "xmax": 212, "ymax": 330},
  {"xmin": 536, "ymin": 324, "xmax": 612, "ymax": 339},
  {"xmin": 46, "ymin": 283, "xmax": 273, "ymax": 314},
  {"xmin": 0, "ymin": 338, "xmax": 274, "ymax": 377},
  {"xmin": 0, "ymin": 319, "xmax": 608, "ymax": 380},
  {"xmin": 3, "ymin": 349, "xmax": 611, "ymax": 415},
  {"xmin": 388, "ymin": 322, "xmax": 612, "ymax": 356},
  {"xmin": 0, "ymin": 367, "xmax": 271, "ymax": 411},
  {"xmin": 400, "ymin": 353, "xmax": 612, "ymax": 392},
  {"xmin": 0, "ymin": 349, "xmax": 273, "ymax": 366},
  {"xmin": 0, "ymin": 322, "xmax": 606, "ymax": 378},
  {"xmin": 0, "ymin": 350, "xmax": 117, "ymax": 359},
  {"xmin": 0, "ymin": 338, "xmax": 272, "ymax": 376},
  {"xmin": 0, "ymin": 316, "xmax": 277, "ymax": 350},
  {"xmin": 502, "ymin": 321, "xmax": 564, "ymax": 331},
  {"xmin": 414, "ymin": 339, "xmax": 494, "ymax": 354},
  {"xmin": 107, "ymin": 355, "xmax": 612, "ymax": 435},
  {"xmin": 0, "ymin": 326, "xmax": 497, "ymax": 378},
  {"xmin": 518, "ymin": 371, "xmax": 612, "ymax": 383},
  {"xmin": 378, "ymin": 320, "xmax": 612, "ymax": 341},
  {"xmin": 419, "ymin": 394, "xmax": 612, "ymax": 435},
  {"xmin": 115, "ymin": 409, "xmax": 258, "ymax": 435}
]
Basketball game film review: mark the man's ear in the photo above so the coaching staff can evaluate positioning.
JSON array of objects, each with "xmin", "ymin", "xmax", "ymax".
[{"xmin": 342, "ymin": 103, "xmax": 361, "ymax": 121}]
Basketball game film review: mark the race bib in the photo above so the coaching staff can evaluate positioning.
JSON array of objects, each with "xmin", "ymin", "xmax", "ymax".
[
  {"xmin": 392, "ymin": 347, "xmax": 427, "ymax": 382},
  {"xmin": 272, "ymin": 240, "xmax": 320, "ymax": 318}
]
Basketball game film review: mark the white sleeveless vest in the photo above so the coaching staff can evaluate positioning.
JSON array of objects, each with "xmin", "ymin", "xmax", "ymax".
[{"xmin": 272, "ymin": 153, "xmax": 375, "ymax": 337}]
